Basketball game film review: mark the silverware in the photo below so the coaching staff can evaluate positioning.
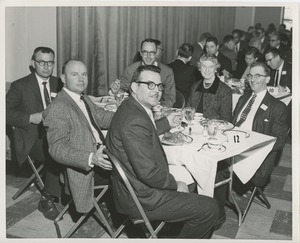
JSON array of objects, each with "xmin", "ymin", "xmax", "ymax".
[
  {"xmin": 189, "ymin": 127, "xmax": 192, "ymax": 135},
  {"xmin": 197, "ymin": 143, "xmax": 207, "ymax": 152}
]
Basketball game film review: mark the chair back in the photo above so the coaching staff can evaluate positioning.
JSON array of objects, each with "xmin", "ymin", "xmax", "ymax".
[
  {"xmin": 173, "ymin": 90, "xmax": 185, "ymax": 108},
  {"xmin": 104, "ymin": 148, "xmax": 159, "ymax": 238}
]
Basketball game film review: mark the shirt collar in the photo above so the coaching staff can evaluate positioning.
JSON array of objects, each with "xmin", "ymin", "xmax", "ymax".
[
  {"xmin": 35, "ymin": 73, "xmax": 50, "ymax": 84},
  {"xmin": 133, "ymin": 96, "xmax": 154, "ymax": 118},
  {"xmin": 252, "ymin": 89, "xmax": 267, "ymax": 99},
  {"xmin": 63, "ymin": 87, "xmax": 82, "ymax": 102}
]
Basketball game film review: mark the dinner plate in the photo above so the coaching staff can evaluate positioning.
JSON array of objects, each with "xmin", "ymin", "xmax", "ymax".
[
  {"xmin": 170, "ymin": 126, "xmax": 185, "ymax": 133},
  {"xmin": 202, "ymin": 143, "xmax": 226, "ymax": 153},
  {"xmin": 160, "ymin": 134, "xmax": 193, "ymax": 146},
  {"xmin": 99, "ymin": 96, "xmax": 116, "ymax": 103},
  {"xmin": 104, "ymin": 103, "xmax": 117, "ymax": 111}
]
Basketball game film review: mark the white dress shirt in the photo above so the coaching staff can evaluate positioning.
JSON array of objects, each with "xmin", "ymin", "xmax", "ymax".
[
  {"xmin": 237, "ymin": 90, "xmax": 267, "ymax": 131},
  {"xmin": 134, "ymin": 97, "xmax": 157, "ymax": 129}
]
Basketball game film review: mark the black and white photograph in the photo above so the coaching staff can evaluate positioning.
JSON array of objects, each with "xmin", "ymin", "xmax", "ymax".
[{"xmin": 2, "ymin": 0, "xmax": 299, "ymax": 241}]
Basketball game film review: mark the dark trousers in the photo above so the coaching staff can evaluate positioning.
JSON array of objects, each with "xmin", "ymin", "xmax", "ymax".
[
  {"xmin": 144, "ymin": 191, "xmax": 218, "ymax": 238},
  {"xmin": 29, "ymin": 139, "xmax": 62, "ymax": 198}
]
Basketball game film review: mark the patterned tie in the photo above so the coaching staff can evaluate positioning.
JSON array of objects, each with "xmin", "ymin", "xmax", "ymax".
[
  {"xmin": 235, "ymin": 94, "xmax": 257, "ymax": 127},
  {"xmin": 42, "ymin": 82, "xmax": 51, "ymax": 106},
  {"xmin": 80, "ymin": 95, "xmax": 106, "ymax": 145},
  {"xmin": 274, "ymin": 69, "xmax": 279, "ymax": 87}
]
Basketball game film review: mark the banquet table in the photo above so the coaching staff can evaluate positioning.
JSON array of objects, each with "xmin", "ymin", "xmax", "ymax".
[{"xmin": 162, "ymin": 121, "xmax": 276, "ymax": 225}]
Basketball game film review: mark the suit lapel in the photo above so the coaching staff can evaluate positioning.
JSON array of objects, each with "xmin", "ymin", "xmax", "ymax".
[
  {"xmin": 29, "ymin": 73, "xmax": 44, "ymax": 106},
  {"xmin": 253, "ymin": 92, "xmax": 271, "ymax": 123},
  {"xmin": 232, "ymin": 92, "xmax": 251, "ymax": 124}
]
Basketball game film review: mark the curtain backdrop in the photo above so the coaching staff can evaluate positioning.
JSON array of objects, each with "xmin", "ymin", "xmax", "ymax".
[{"xmin": 57, "ymin": 6, "xmax": 235, "ymax": 96}]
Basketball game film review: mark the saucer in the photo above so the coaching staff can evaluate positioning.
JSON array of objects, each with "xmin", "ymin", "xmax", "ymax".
[{"xmin": 202, "ymin": 144, "xmax": 226, "ymax": 153}]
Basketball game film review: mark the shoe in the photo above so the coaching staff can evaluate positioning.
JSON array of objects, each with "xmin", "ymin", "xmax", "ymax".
[
  {"xmin": 213, "ymin": 213, "xmax": 226, "ymax": 231},
  {"xmin": 38, "ymin": 196, "xmax": 61, "ymax": 221}
]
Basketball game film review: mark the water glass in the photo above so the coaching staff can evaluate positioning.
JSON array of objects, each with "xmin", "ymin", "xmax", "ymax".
[{"xmin": 184, "ymin": 107, "xmax": 195, "ymax": 125}]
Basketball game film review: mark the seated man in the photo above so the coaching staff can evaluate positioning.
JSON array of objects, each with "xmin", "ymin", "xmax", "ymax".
[
  {"xmin": 232, "ymin": 62, "xmax": 289, "ymax": 188},
  {"xmin": 265, "ymin": 47, "xmax": 292, "ymax": 93},
  {"xmin": 219, "ymin": 35, "xmax": 237, "ymax": 71},
  {"xmin": 111, "ymin": 38, "xmax": 176, "ymax": 107},
  {"xmin": 133, "ymin": 39, "xmax": 163, "ymax": 63},
  {"xmin": 43, "ymin": 59, "xmax": 114, "ymax": 214},
  {"xmin": 6, "ymin": 46, "xmax": 63, "ymax": 221},
  {"xmin": 168, "ymin": 43, "xmax": 199, "ymax": 102},
  {"xmin": 106, "ymin": 65, "xmax": 224, "ymax": 239}
]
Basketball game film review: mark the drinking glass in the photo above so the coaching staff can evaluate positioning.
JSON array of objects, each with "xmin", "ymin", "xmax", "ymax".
[
  {"xmin": 184, "ymin": 107, "xmax": 195, "ymax": 125},
  {"xmin": 174, "ymin": 109, "xmax": 183, "ymax": 128}
]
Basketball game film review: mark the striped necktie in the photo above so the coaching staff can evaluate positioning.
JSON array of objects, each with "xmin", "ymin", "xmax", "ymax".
[
  {"xmin": 42, "ymin": 82, "xmax": 51, "ymax": 106},
  {"xmin": 235, "ymin": 94, "xmax": 257, "ymax": 127}
]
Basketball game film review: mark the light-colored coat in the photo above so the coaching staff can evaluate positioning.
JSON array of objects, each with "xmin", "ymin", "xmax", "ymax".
[{"xmin": 43, "ymin": 88, "xmax": 114, "ymax": 213}]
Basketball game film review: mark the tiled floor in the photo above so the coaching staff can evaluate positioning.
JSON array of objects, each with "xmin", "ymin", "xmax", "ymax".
[{"xmin": 6, "ymin": 138, "xmax": 293, "ymax": 240}]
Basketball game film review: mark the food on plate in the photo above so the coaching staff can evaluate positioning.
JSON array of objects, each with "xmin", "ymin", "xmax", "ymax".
[
  {"xmin": 162, "ymin": 131, "xmax": 192, "ymax": 144},
  {"xmin": 207, "ymin": 119, "xmax": 232, "ymax": 131}
]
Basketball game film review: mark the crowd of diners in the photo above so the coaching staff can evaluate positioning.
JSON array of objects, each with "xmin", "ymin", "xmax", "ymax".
[{"xmin": 6, "ymin": 21, "xmax": 291, "ymax": 239}]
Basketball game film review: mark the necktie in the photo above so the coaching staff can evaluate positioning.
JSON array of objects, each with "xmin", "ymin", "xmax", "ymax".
[
  {"xmin": 235, "ymin": 94, "xmax": 257, "ymax": 127},
  {"xmin": 274, "ymin": 69, "xmax": 279, "ymax": 87},
  {"xmin": 80, "ymin": 95, "xmax": 106, "ymax": 145},
  {"xmin": 42, "ymin": 82, "xmax": 51, "ymax": 106}
]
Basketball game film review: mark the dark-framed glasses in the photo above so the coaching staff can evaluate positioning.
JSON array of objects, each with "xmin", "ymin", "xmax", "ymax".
[
  {"xmin": 34, "ymin": 59, "xmax": 55, "ymax": 67},
  {"xmin": 141, "ymin": 50, "xmax": 156, "ymax": 57},
  {"xmin": 246, "ymin": 74, "xmax": 268, "ymax": 80},
  {"xmin": 265, "ymin": 55, "xmax": 278, "ymax": 63},
  {"xmin": 135, "ymin": 81, "xmax": 165, "ymax": 91}
]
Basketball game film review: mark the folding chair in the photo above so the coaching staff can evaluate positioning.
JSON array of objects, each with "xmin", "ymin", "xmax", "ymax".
[
  {"xmin": 11, "ymin": 125, "xmax": 46, "ymax": 200},
  {"xmin": 104, "ymin": 148, "xmax": 165, "ymax": 239},
  {"xmin": 173, "ymin": 90, "xmax": 186, "ymax": 109},
  {"xmin": 241, "ymin": 128, "xmax": 290, "ymax": 223},
  {"xmin": 54, "ymin": 172, "xmax": 116, "ymax": 238}
]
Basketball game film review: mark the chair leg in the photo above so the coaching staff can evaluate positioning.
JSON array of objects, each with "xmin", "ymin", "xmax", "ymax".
[
  {"xmin": 12, "ymin": 163, "xmax": 45, "ymax": 200},
  {"xmin": 54, "ymin": 200, "xmax": 72, "ymax": 238},
  {"xmin": 112, "ymin": 216, "xmax": 129, "ymax": 238},
  {"xmin": 255, "ymin": 187, "xmax": 271, "ymax": 209},
  {"xmin": 241, "ymin": 187, "xmax": 257, "ymax": 223}
]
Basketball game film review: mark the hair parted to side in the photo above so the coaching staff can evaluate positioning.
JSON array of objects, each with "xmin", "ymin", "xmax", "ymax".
[
  {"xmin": 131, "ymin": 65, "xmax": 161, "ymax": 84},
  {"xmin": 31, "ymin": 47, "xmax": 55, "ymax": 60},
  {"xmin": 61, "ymin": 59, "xmax": 84, "ymax": 74},
  {"xmin": 178, "ymin": 43, "xmax": 194, "ymax": 58},
  {"xmin": 250, "ymin": 62, "xmax": 271, "ymax": 76},
  {"xmin": 197, "ymin": 53, "xmax": 220, "ymax": 70}
]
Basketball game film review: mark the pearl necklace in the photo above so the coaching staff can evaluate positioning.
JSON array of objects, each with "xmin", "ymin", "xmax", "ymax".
[{"xmin": 203, "ymin": 82, "xmax": 213, "ymax": 89}]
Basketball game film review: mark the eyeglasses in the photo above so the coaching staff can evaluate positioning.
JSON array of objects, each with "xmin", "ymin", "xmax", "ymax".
[
  {"xmin": 135, "ymin": 81, "xmax": 165, "ymax": 91},
  {"xmin": 141, "ymin": 51, "xmax": 156, "ymax": 57},
  {"xmin": 246, "ymin": 74, "xmax": 268, "ymax": 80},
  {"xmin": 269, "ymin": 39, "xmax": 278, "ymax": 42},
  {"xmin": 265, "ymin": 55, "xmax": 278, "ymax": 63},
  {"xmin": 34, "ymin": 59, "xmax": 55, "ymax": 67}
]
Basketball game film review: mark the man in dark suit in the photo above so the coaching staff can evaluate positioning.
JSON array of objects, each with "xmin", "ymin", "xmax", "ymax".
[
  {"xmin": 232, "ymin": 62, "xmax": 288, "ymax": 188},
  {"xmin": 106, "ymin": 65, "xmax": 225, "ymax": 239},
  {"xmin": 168, "ymin": 43, "xmax": 199, "ymax": 102},
  {"xmin": 232, "ymin": 29, "xmax": 248, "ymax": 52},
  {"xmin": 43, "ymin": 59, "xmax": 114, "ymax": 214},
  {"xmin": 111, "ymin": 38, "xmax": 175, "ymax": 107},
  {"xmin": 268, "ymin": 32, "xmax": 290, "ymax": 60},
  {"xmin": 265, "ymin": 48, "xmax": 292, "ymax": 92},
  {"xmin": 6, "ymin": 47, "xmax": 63, "ymax": 220},
  {"xmin": 189, "ymin": 32, "xmax": 212, "ymax": 67},
  {"xmin": 205, "ymin": 36, "xmax": 232, "ymax": 77}
]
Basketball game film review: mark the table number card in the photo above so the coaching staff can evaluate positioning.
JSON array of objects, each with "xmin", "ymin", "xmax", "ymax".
[{"xmin": 225, "ymin": 130, "xmax": 248, "ymax": 144}]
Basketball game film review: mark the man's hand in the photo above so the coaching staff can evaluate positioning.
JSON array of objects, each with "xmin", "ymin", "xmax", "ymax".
[
  {"xmin": 110, "ymin": 79, "xmax": 121, "ymax": 94},
  {"xmin": 29, "ymin": 112, "xmax": 43, "ymax": 124},
  {"xmin": 166, "ymin": 112, "xmax": 181, "ymax": 128},
  {"xmin": 176, "ymin": 181, "xmax": 189, "ymax": 193},
  {"xmin": 222, "ymin": 69, "xmax": 230, "ymax": 78},
  {"xmin": 91, "ymin": 145, "xmax": 112, "ymax": 170}
]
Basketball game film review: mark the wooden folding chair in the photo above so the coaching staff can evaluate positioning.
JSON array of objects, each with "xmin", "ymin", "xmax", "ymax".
[
  {"xmin": 173, "ymin": 90, "xmax": 186, "ymax": 109},
  {"xmin": 104, "ymin": 148, "xmax": 165, "ymax": 239},
  {"xmin": 54, "ymin": 172, "xmax": 116, "ymax": 238}
]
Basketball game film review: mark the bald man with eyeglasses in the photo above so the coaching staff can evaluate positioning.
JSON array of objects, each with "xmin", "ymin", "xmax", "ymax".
[{"xmin": 6, "ymin": 46, "xmax": 63, "ymax": 221}]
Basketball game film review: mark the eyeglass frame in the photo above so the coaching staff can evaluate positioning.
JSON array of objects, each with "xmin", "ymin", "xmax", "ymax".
[
  {"xmin": 141, "ymin": 50, "xmax": 157, "ymax": 57},
  {"xmin": 265, "ymin": 54, "xmax": 278, "ymax": 64},
  {"xmin": 33, "ymin": 59, "xmax": 55, "ymax": 67},
  {"xmin": 246, "ymin": 74, "xmax": 268, "ymax": 80},
  {"xmin": 135, "ymin": 80, "xmax": 165, "ymax": 91}
]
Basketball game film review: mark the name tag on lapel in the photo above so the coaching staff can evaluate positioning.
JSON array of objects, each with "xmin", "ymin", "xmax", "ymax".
[
  {"xmin": 260, "ymin": 104, "xmax": 268, "ymax": 111},
  {"xmin": 51, "ymin": 92, "xmax": 57, "ymax": 99},
  {"xmin": 282, "ymin": 71, "xmax": 287, "ymax": 75}
]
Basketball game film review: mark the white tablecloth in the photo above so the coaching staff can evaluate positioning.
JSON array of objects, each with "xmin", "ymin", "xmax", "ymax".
[{"xmin": 163, "ymin": 122, "xmax": 276, "ymax": 197}]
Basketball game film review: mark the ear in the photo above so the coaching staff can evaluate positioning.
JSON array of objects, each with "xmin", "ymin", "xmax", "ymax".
[
  {"xmin": 131, "ymin": 82, "xmax": 138, "ymax": 94},
  {"xmin": 60, "ymin": 74, "xmax": 66, "ymax": 84},
  {"xmin": 31, "ymin": 60, "xmax": 35, "ymax": 68},
  {"xmin": 265, "ymin": 76, "xmax": 270, "ymax": 84}
]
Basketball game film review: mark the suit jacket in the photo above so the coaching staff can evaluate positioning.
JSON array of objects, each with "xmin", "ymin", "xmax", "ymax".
[
  {"xmin": 278, "ymin": 43, "xmax": 290, "ymax": 60},
  {"xmin": 232, "ymin": 91, "xmax": 288, "ymax": 186},
  {"xmin": 190, "ymin": 43, "xmax": 204, "ymax": 67},
  {"xmin": 217, "ymin": 52, "xmax": 232, "ymax": 76},
  {"xmin": 269, "ymin": 61, "xmax": 292, "ymax": 90},
  {"xmin": 119, "ymin": 61, "xmax": 176, "ymax": 107},
  {"xmin": 187, "ymin": 76, "xmax": 232, "ymax": 122},
  {"xmin": 105, "ymin": 97, "xmax": 177, "ymax": 217},
  {"xmin": 43, "ymin": 88, "xmax": 114, "ymax": 213},
  {"xmin": 6, "ymin": 72, "xmax": 62, "ymax": 165},
  {"xmin": 219, "ymin": 45, "xmax": 237, "ymax": 71},
  {"xmin": 167, "ymin": 59, "xmax": 199, "ymax": 102}
]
